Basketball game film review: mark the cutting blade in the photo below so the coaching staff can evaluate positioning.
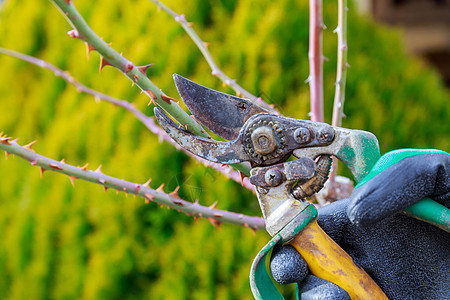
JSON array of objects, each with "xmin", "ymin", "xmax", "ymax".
[
  {"xmin": 154, "ymin": 107, "xmax": 251, "ymax": 164},
  {"xmin": 173, "ymin": 74, "xmax": 268, "ymax": 140}
]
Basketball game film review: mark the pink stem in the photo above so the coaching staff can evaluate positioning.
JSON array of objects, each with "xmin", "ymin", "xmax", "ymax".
[{"xmin": 308, "ymin": 0, "xmax": 324, "ymax": 123}]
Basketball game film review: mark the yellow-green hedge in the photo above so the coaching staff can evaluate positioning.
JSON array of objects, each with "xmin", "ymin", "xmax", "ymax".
[{"xmin": 0, "ymin": 0, "xmax": 448, "ymax": 299}]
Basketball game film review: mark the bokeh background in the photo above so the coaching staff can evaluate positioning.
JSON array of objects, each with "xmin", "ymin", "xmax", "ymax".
[{"xmin": 0, "ymin": 0, "xmax": 448, "ymax": 299}]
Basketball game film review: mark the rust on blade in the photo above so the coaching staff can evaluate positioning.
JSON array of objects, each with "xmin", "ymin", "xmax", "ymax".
[
  {"xmin": 173, "ymin": 74, "xmax": 268, "ymax": 140},
  {"xmin": 154, "ymin": 107, "xmax": 251, "ymax": 164}
]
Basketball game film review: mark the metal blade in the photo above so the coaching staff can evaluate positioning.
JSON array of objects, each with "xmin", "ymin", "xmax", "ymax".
[
  {"xmin": 173, "ymin": 74, "xmax": 268, "ymax": 140},
  {"xmin": 154, "ymin": 107, "xmax": 251, "ymax": 164}
]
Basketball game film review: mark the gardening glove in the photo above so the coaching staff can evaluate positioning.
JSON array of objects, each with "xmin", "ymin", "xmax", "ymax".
[{"xmin": 270, "ymin": 150, "xmax": 450, "ymax": 300}]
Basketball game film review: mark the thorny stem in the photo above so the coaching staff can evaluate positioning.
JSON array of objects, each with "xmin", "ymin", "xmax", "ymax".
[
  {"xmin": 0, "ymin": 47, "xmax": 254, "ymax": 192},
  {"xmin": 0, "ymin": 136, "xmax": 264, "ymax": 230},
  {"xmin": 148, "ymin": 0, "xmax": 278, "ymax": 114},
  {"xmin": 50, "ymin": 0, "xmax": 205, "ymax": 136},
  {"xmin": 331, "ymin": 0, "xmax": 348, "ymax": 127},
  {"xmin": 308, "ymin": 0, "xmax": 324, "ymax": 122},
  {"xmin": 50, "ymin": 0, "xmax": 251, "ymax": 176},
  {"xmin": 329, "ymin": 0, "xmax": 348, "ymax": 191}
]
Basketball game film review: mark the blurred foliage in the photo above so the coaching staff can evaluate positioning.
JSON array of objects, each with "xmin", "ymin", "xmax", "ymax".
[{"xmin": 0, "ymin": 0, "xmax": 448, "ymax": 299}]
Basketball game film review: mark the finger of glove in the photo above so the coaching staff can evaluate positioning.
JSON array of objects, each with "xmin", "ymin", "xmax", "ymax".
[
  {"xmin": 269, "ymin": 244, "xmax": 309, "ymax": 285},
  {"xmin": 298, "ymin": 275, "xmax": 350, "ymax": 300},
  {"xmin": 347, "ymin": 153, "xmax": 450, "ymax": 227}
]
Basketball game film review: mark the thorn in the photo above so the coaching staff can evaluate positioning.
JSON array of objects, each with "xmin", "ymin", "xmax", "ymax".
[
  {"xmin": 137, "ymin": 64, "xmax": 153, "ymax": 75},
  {"xmin": 304, "ymin": 75, "xmax": 311, "ymax": 84},
  {"xmin": 203, "ymin": 42, "xmax": 210, "ymax": 48},
  {"xmin": 209, "ymin": 201, "xmax": 218, "ymax": 210},
  {"xmin": 211, "ymin": 69, "xmax": 218, "ymax": 76},
  {"xmin": 220, "ymin": 164, "xmax": 227, "ymax": 168},
  {"xmin": 169, "ymin": 186, "xmax": 181, "ymax": 199},
  {"xmin": 144, "ymin": 193, "xmax": 155, "ymax": 204},
  {"xmin": 80, "ymin": 163, "xmax": 89, "ymax": 171},
  {"xmin": 98, "ymin": 179, "xmax": 106, "ymax": 184},
  {"xmin": 49, "ymin": 163, "xmax": 63, "ymax": 170},
  {"xmin": 64, "ymin": 0, "xmax": 71, "ymax": 4},
  {"xmin": 104, "ymin": 186, "xmax": 108, "ymax": 193},
  {"xmin": 135, "ymin": 184, "xmax": 141, "ymax": 193},
  {"xmin": 194, "ymin": 199, "xmax": 199, "ymax": 205},
  {"xmin": 143, "ymin": 179, "xmax": 152, "ymax": 188},
  {"xmin": 40, "ymin": 167, "xmax": 46, "ymax": 178},
  {"xmin": 132, "ymin": 74, "xmax": 139, "ymax": 84},
  {"xmin": 333, "ymin": 26, "xmax": 340, "ymax": 34},
  {"xmin": 236, "ymin": 90, "xmax": 241, "ymax": 97},
  {"xmin": 30, "ymin": 160, "xmax": 38, "ymax": 166},
  {"xmin": 156, "ymin": 183, "xmax": 165, "ymax": 192},
  {"xmin": 24, "ymin": 140, "xmax": 37, "ymax": 152},
  {"xmin": 341, "ymin": 44, "xmax": 348, "ymax": 51},
  {"xmin": 60, "ymin": 158, "xmax": 66, "ymax": 164},
  {"xmin": 239, "ymin": 171, "xmax": 247, "ymax": 187},
  {"xmin": 243, "ymin": 223, "xmax": 250, "ymax": 228},
  {"xmin": 193, "ymin": 216, "xmax": 198, "ymax": 223},
  {"xmin": 208, "ymin": 217, "xmax": 221, "ymax": 229},
  {"xmin": 213, "ymin": 212, "xmax": 224, "ymax": 218},
  {"xmin": 251, "ymin": 227, "xmax": 257, "ymax": 236},
  {"xmin": 5, "ymin": 152, "xmax": 10, "ymax": 159},
  {"xmin": 161, "ymin": 94, "xmax": 176, "ymax": 104},
  {"xmin": 146, "ymin": 90, "xmax": 157, "ymax": 106},
  {"xmin": 345, "ymin": 62, "xmax": 351, "ymax": 69},
  {"xmin": 0, "ymin": 137, "xmax": 11, "ymax": 145},
  {"xmin": 67, "ymin": 29, "xmax": 79, "ymax": 38},
  {"xmin": 321, "ymin": 23, "xmax": 327, "ymax": 30},
  {"xmin": 85, "ymin": 43, "xmax": 96, "ymax": 60},
  {"xmin": 94, "ymin": 165, "xmax": 102, "ymax": 173},
  {"xmin": 187, "ymin": 22, "xmax": 193, "ymax": 27},
  {"xmin": 190, "ymin": 115, "xmax": 200, "ymax": 123},
  {"xmin": 68, "ymin": 175, "xmax": 78, "ymax": 187},
  {"xmin": 323, "ymin": 56, "xmax": 329, "ymax": 62},
  {"xmin": 99, "ymin": 56, "xmax": 113, "ymax": 73}
]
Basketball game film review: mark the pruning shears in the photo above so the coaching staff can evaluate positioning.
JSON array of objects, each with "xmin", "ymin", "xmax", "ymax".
[{"xmin": 155, "ymin": 75, "xmax": 450, "ymax": 299}]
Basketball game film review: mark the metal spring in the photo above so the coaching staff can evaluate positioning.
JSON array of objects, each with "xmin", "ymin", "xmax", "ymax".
[{"xmin": 292, "ymin": 155, "xmax": 332, "ymax": 199}]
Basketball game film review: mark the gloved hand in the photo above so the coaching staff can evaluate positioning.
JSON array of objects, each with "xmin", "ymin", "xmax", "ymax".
[{"xmin": 270, "ymin": 150, "xmax": 450, "ymax": 299}]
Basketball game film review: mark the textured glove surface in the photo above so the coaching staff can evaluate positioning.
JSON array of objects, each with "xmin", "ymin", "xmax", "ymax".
[{"xmin": 270, "ymin": 153, "xmax": 450, "ymax": 299}]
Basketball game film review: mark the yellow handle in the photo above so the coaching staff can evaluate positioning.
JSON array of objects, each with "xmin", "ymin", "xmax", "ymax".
[{"xmin": 289, "ymin": 220, "xmax": 389, "ymax": 300}]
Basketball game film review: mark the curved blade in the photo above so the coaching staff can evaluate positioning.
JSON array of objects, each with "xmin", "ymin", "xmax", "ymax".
[
  {"xmin": 174, "ymin": 74, "xmax": 268, "ymax": 140},
  {"xmin": 154, "ymin": 107, "xmax": 251, "ymax": 164}
]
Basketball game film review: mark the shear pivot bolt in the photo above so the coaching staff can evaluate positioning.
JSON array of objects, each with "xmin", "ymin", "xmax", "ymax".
[
  {"xmin": 251, "ymin": 126, "xmax": 277, "ymax": 155},
  {"xmin": 294, "ymin": 127, "xmax": 311, "ymax": 144},
  {"xmin": 265, "ymin": 169, "xmax": 282, "ymax": 187},
  {"xmin": 316, "ymin": 128, "xmax": 334, "ymax": 143}
]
